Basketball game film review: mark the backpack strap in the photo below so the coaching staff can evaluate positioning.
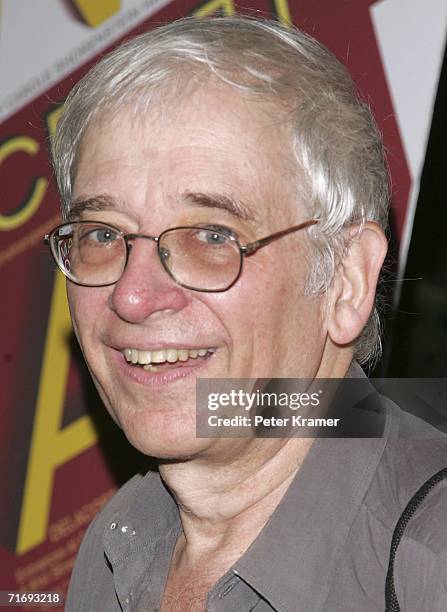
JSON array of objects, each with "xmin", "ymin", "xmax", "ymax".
[{"xmin": 385, "ymin": 466, "xmax": 447, "ymax": 611}]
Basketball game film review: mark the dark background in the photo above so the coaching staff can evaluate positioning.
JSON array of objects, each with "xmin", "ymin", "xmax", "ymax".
[{"xmin": 379, "ymin": 43, "xmax": 447, "ymax": 378}]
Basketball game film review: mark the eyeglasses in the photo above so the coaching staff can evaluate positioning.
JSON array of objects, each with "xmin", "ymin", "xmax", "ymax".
[{"xmin": 44, "ymin": 219, "xmax": 318, "ymax": 292}]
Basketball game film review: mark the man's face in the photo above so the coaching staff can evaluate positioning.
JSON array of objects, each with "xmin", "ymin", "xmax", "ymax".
[{"xmin": 68, "ymin": 83, "xmax": 329, "ymax": 458}]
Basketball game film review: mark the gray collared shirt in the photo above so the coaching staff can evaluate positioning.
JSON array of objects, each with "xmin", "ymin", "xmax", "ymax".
[{"xmin": 66, "ymin": 387, "xmax": 447, "ymax": 611}]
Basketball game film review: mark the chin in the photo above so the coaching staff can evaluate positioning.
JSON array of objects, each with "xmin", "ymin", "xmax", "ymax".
[
  {"xmin": 127, "ymin": 435, "xmax": 214, "ymax": 462},
  {"xmin": 119, "ymin": 406, "xmax": 211, "ymax": 460}
]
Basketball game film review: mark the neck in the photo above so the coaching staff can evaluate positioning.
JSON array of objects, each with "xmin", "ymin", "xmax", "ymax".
[
  {"xmin": 159, "ymin": 348, "xmax": 353, "ymax": 571},
  {"xmin": 159, "ymin": 437, "xmax": 313, "ymax": 569}
]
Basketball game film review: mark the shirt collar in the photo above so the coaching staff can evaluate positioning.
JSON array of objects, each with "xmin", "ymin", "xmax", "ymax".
[{"xmin": 103, "ymin": 469, "xmax": 179, "ymax": 566}]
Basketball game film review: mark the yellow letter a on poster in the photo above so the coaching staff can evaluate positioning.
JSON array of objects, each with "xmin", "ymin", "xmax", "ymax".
[
  {"xmin": 194, "ymin": 0, "xmax": 235, "ymax": 18},
  {"xmin": 17, "ymin": 273, "xmax": 99, "ymax": 554},
  {"xmin": 273, "ymin": 0, "xmax": 292, "ymax": 26}
]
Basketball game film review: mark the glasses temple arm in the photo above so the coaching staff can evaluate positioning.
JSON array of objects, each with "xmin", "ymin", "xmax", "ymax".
[{"xmin": 241, "ymin": 219, "xmax": 319, "ymax": 255}]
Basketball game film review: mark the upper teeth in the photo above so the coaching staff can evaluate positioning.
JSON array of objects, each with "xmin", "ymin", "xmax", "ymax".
[{"xmin": 122, "ymin": 347, "xmax": 215, "ymax": 365}]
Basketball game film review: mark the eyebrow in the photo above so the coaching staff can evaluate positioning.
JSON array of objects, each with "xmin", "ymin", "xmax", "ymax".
[
  {"xmin": 183, "ymin": 192, "xmax": 259, "ymax": 223},
  {"xmin": 68, "ymin": 195, "xmax": 118, "ymax": 220},
  {"xmin": 68, "ymin": 192, "xmax": 259, "ymax": 223}
]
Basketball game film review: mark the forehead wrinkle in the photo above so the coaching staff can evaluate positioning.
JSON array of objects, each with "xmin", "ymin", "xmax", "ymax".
[{"xmin": 183, "ymin": 191, "xmax": 260, "ymax": 224}]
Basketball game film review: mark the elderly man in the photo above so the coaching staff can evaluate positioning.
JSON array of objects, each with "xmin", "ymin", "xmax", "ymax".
[{"xmin": 45, "ymin": 16, "xmax": 447, "ymax": 612}]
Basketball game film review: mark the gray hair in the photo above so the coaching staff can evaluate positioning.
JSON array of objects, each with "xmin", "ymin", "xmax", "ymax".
[{"xmin": 51, "ymin": 16, "xmax": 390, "ymax": 365}]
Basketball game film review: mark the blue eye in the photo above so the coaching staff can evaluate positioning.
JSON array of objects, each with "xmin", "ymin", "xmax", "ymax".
[
  {"xmin": 196, "ymin": 225, "xmax": 236, "ymax": 245},
  {"xmin": 199, "ymin": 231, "xmax": 227, "ymax": 245},
  {"xmin": 89, "ymin": 228, "xmax": 119, "ymax": 243}
]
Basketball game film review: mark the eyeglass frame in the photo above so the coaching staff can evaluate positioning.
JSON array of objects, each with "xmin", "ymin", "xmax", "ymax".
[{"xmin": 44, "ymin": 218, "xmax": 319, "ymax": 293}]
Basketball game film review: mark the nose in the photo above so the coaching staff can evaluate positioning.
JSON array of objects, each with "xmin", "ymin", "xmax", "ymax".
[{"xmin": 109, "ymin": 237, "xmax": 189, "ymax": 324}]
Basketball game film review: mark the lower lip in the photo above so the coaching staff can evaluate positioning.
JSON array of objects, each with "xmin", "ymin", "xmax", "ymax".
[{"xmin": 112, "ymin": 350, "xmax": 215, "ymax": 389}]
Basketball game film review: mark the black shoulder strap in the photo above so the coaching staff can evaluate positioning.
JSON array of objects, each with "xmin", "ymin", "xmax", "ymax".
[{"xmin": 385, "ymin": 466, "xmax": 447, "ymax": 611}]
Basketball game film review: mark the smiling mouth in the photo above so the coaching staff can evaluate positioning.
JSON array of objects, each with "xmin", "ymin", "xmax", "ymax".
[{"xmin": 122, "ymin": 347, "xmax": 216, "ymax": 372}]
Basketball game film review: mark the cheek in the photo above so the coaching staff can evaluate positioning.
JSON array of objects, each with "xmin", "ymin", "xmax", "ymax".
[
  {"xmin": 67, "ymin": 285, "xmax": 108, "ymax": 344},
  {"xmin": 213, "ymin": 259, "xmax": 299, "ymax": 345},
  {"xmin": 229, "ymin": 257, "xmax": 324, "ymax": 351}
]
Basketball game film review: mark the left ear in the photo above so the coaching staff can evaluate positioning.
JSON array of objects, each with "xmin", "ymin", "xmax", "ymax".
[{"xmin": 327, "ymin": 222, "xmax": 388, "ymax": 346}]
